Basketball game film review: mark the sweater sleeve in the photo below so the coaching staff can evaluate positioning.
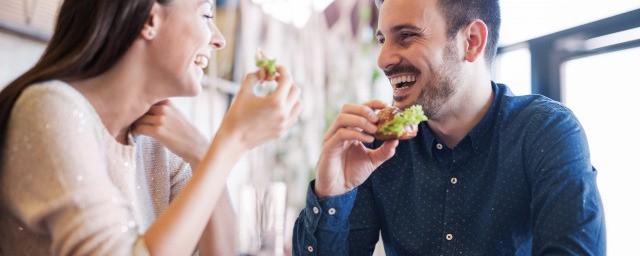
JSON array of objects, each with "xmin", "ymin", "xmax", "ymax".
[
  {"xmin": 2, "ymin": 84, "xmax": 142, "ymax": 255},
  {"xmin": 167, "ymin": 149, "xmax": 193, "ymax": 202}
]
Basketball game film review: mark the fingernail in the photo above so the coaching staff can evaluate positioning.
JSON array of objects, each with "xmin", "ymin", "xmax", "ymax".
[{"xmin": 369, "ymin": 111, "xmax": 377, "ymax": 121}]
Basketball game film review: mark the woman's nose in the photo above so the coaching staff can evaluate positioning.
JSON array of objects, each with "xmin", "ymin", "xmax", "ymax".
[{"xmin": 210, "ymin": 24, "xmax": 226, "ymax": 49}]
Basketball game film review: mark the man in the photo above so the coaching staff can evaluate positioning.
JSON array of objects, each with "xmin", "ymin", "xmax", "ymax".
[{"xmin": 293, "ymin": 0, "xmax": 606, "ymax": 255}]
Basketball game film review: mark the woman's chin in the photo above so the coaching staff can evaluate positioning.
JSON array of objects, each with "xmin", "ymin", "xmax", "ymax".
[
  {"xmin": 184, "ymin": 68, "xmax": 205, "ymax": 96},
  {"xmin": 184, "ymin": 83, "xmax": 202, "ymax": 96},
  {"xmin": 172, "ymin": 80, "xmax": 203, "ymax": 97}
]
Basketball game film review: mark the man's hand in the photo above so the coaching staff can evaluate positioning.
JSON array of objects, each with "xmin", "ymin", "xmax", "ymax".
[{"xmin": 314, "ymin": 100, "xmax": 399, "ymax": 199}]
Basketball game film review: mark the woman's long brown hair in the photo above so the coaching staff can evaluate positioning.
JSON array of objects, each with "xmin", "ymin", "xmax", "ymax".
[{"xmin": 0, "ymin": 0, "xmax": 171, "ymax": 166}]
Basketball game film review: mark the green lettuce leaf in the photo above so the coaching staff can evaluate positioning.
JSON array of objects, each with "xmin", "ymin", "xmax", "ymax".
[
  {"xmin": 379, "ymin": 105, "xmax": 428, "ymax": 137},
  {"xmin": 256, "ymin": 58, "xmax": 277, "ymax": 75}
]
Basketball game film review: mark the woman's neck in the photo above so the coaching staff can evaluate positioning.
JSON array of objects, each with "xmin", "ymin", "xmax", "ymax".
[{"xmin": 69, "ymin": 55, "xmax": 160, "ymax": 144}]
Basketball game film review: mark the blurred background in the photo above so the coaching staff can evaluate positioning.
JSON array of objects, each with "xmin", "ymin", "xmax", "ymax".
[{"xmin": 1, "ymin": 0, "xmax": 639, "ymax": 255}]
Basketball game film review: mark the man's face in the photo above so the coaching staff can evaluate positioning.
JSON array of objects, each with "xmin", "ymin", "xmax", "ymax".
[{"xmin": 376, "ymin": 0, "xmax": 462, "ymax": 119}]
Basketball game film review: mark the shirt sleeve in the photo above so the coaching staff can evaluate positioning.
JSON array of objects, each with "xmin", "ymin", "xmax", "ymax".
[
  {"xmin": 346, "ymin": 176, "xmax": 382, "ymax": 255},
  {"xmin": 2, "ymin": 85, "xmax": 141, "ymax": 255},
  {"xmin": 524, "ymin": 102, "xmax": 606, "ymax": 255},
  {"xmin": 292, "ymin": 180, "xmax": 358, "ymax": 255}
]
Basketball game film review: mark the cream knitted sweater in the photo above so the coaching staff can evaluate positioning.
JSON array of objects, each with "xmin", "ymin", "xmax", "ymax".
[{"xmin": 0, "ymin": 80, "xmax": 192, "ymax": 255}]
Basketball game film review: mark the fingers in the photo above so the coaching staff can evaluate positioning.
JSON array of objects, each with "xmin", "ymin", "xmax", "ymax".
[
  {"xmin": 271, "ymin": 66, "xmax": 293, "ymax": 100},
  {"xmin": 369, "ymin": 139, "xmax": 399, "ymax": 168},
  {"xmin": 256, "ymin": 68, "xmax": 266, "ymax": 81},
  {"xmin": 362, "ymin": 99, "xmax": 390, "ymax": 111},
  {"xmin": 286, "ymin": 82, "xmax": 301, "ymax": 110},
  {"xmin": 131, "ymin": 121, "xmax": 163, "ymax": 137},
  {"xmin": 324, "ymin": 114, "xmax": 378, "ymax": 142},
  {"xmin": 324, "ymin": 128, "xmax": 376, "ymax": 149},
  {"xmin": 265, "ymin": 66, "xmax": 300, "ymax": 123},
  {"xmin": 131, "ymin": 114, "xmax": 165, "ymax": 135},
  {"xmin": 256, "ymin": 67, "xmax": 278, "ymax": 82},
  {"xmin": 245, "ymin": 66, "xmax": 297, "ymax": 105},
  {"xmin": 323, "ymin": 103, "xmax": 380, "ymax": 141},
  {"xmin": 340, "ymin": 103, "xmax": 380, "ymax": 123},
  {"xmin": 133, "ymin": 114, "xmax": 164, "ymax": 126},
  {"xmin": 131, "ymin": 123, "xmax": 157, "ymax": 137},
  {"xmin": 284, "ymin": 99, "xmax": 304, "ymax": 129},
  {"xmin": 275, "ymin": 66, "xmax": 300, "ymax": 116},
  {"xmin": 239, "ymin": 72, "xmax": 260, "ymax": 96},
  {"xmin": 143, "ymin": 99, "xmax": 173, "ymax": 116},
  {"xmin": 155, "ymin": 99, "xmax": 172, "ymax": 106}
]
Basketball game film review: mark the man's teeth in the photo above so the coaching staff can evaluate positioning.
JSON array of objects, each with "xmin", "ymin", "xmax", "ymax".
[
  {"xmin": 195, "ymin": 55, "xmax": 209, "ymax": 69},
  {"xmin": 390, "ymin": 75, "xmax": 417, "ymax": 86}
]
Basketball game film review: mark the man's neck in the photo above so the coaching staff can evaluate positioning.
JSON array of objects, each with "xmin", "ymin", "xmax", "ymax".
[{"xmin": 428, "ymin": 74, "xmax": 493, "ymax": 148}]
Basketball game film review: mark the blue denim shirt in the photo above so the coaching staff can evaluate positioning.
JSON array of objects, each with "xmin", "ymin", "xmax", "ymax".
[{"xmin": 293, "ymin": 82, "xmax": 606, "ymax": 255}]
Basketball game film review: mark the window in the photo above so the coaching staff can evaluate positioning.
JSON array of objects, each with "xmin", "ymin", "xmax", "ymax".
[
  {"xmin": 493, "ymin": 47, "xmax": 531, "ymax": 95},
  {"xmin": 563, "ymin": 47, "xmax": 640, "ymax": 256},
  {"xmin": 499, "ymin": 0, "xmax": 640, "ymax": 46}
]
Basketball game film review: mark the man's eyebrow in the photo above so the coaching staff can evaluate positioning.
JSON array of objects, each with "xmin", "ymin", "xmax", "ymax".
[
  {"xmin": 376, "ymin": 24, "xmax": 423, "ymax": 37},
  {"xmin": 391, "ymin": 24, "xmax": 422, "ymax": 32}
]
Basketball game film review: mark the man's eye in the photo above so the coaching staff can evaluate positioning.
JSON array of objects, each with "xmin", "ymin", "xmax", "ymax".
[
  {"xmin": 377, "ymin": 37, "xmax": 385, "ymax": 44},
  {"xmin": 203, "ymin": 14, "xmax": 214, "ymax": 19},
  {"xmin": 400, "ymin": 33, "xmax": 417, "ymax": 42}
]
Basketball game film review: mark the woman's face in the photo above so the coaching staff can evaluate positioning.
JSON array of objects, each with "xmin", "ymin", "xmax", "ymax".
[{"xmin": 150, "ymin": 0, "xmax": 226, "ymax": 97}]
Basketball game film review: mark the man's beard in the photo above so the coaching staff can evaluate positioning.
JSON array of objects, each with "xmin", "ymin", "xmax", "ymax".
[{"xmin": 414, "ymin": 40, "xmax": 461, "ymax": 119}]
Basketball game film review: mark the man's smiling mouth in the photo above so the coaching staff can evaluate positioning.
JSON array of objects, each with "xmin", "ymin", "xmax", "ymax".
[{"xmin": 390, "ymin": 74, "xmax": 417, "ymax": 91}]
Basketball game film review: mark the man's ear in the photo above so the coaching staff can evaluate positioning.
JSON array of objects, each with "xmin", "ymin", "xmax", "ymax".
[
  {"xmin": 141, "ymin": 3, "xmax": 162, "ymax": 40},
  {"xmin": 462, "ymin": 19, "xmax": 488, "ymax": 63}
]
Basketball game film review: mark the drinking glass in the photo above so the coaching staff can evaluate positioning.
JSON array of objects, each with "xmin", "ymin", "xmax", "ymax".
[{"xmin": 237, "ymin": 182, "xmax": 287, "ymax": 256}]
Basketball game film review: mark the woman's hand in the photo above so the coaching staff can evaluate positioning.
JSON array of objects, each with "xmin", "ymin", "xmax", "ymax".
[
  {"xmin": 217, "ymin": 65, "xmax": 302, "ymax": 152},
  {"xmin": 131, "ymin": 99, "xmax": 209, "ymax": 167}
]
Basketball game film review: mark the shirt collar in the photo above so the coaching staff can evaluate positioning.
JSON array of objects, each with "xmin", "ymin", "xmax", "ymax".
[
  {"xmin": 382, "ymin": 81, "xmax": 504, "ymax": 157},
  {"xmin": 418, "ymin": 122, "xmax": 437, "ymax": 157}
]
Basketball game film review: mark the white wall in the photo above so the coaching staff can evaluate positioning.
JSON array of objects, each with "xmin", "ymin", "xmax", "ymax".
[{"xmin": 0, "ymin": 32, "xmax": 46, "ymax": 87}]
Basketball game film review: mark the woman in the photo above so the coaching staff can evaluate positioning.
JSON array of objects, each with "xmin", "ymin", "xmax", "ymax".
[{"xmin": 0, "ymin": 0, "xmax": 302, "ymax": 255}]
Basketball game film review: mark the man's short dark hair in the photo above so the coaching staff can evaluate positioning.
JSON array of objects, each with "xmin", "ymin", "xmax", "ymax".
[{"xmin": 375, "ymin": 0, "xmax": 501, "ymax": 64}]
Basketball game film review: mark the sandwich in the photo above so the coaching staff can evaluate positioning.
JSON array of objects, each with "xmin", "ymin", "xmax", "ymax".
[
  {"xmin": 255, "ymin": 50, "xmax": 278, "ymax": 80},
  {"xmin": 374, "ymin": 105, "xmax": 428, "ymax": 140},
  {"xmin": 253, "ymin": 50, "xmax": 278, "ymax": 96}
]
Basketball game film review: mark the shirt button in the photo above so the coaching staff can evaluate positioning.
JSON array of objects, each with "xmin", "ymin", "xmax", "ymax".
[
  {"xmin": 450, "ymin": 177, "xmax": 458, "ymax": 184},
  {"xmin": 446, "ymin": 233, "xmax": 453, "ymax": 240},
  {"xmin": 307, "ymin": 245, "xmax": 314, "ymax": 252},
  {"xmin": 328, "ymin": 208, "xmax": 336, "ymax": 215},
  {"xmin": 436, "ymin": 143, "xmax": 443, "ymax": 150},
  {"xmin": 312, "ymin": 206, "xmax": 319, "ymax": 214}
]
